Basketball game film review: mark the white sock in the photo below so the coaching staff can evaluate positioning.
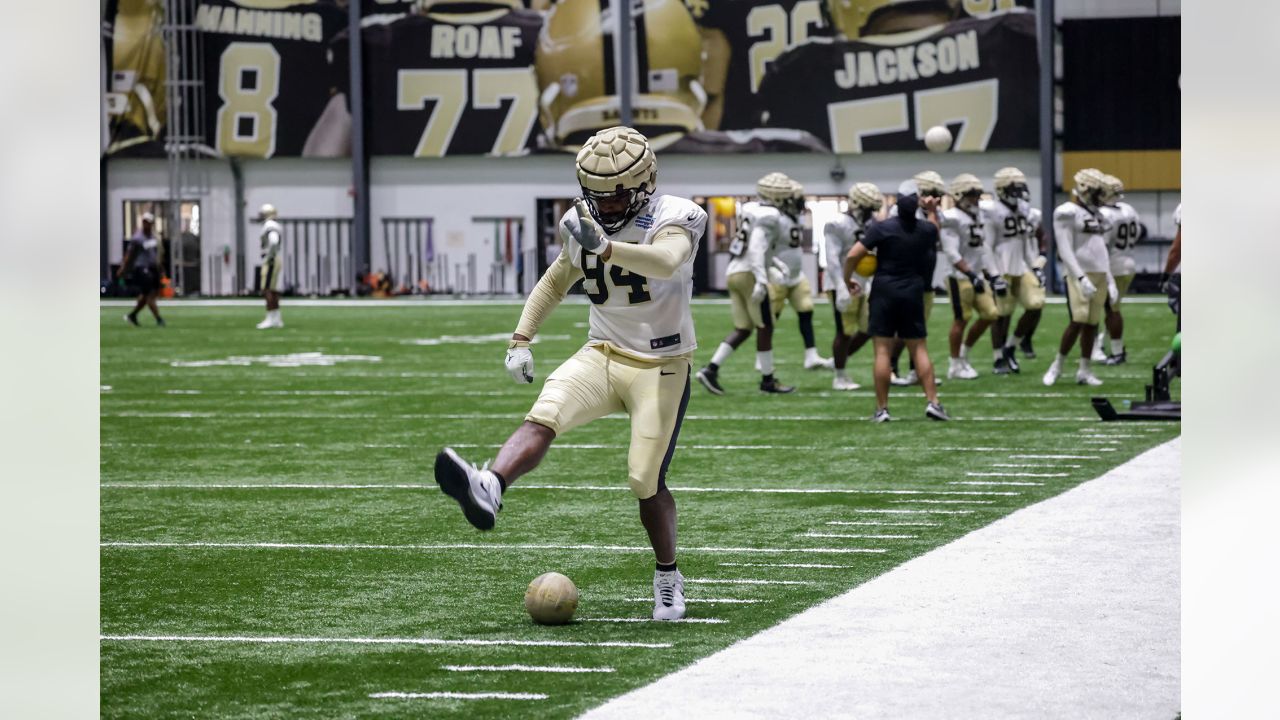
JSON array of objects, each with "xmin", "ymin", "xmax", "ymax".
[
  {"xmin": 959, "ymin": 344, "xmax": 970, "ymax": 360},
  {"xmin": 1111, "ymin": 338, "xmax": 1124, "ymax": 355},
  {"xmin": 271, "ymin": 310, "xmax": 282, "ymax": 322},
  {"xmin": 805, "ymin": 347, "xmax": 819, "ymax": 362},
  {"xmin": 835, "ymin": 369, "xmax": 849, "ymax": 381},
  {"xmin": 1007, "ymin": 334, "xmax": 1023, "ymax": 349},
  {"xmin": 1079, "ymin": 357, "xmax": 1092, "ymax": 373},
  {"xmin": 710, "ymin": 342, "xmax": 734, "ymax": 367},
  {"xmin": 757, "ymin": 350, "xmax": 774, "ymax": 376},
  {"xmin": 1053, "ymin": 352, "xmax": 1067, "ymax": 369}
]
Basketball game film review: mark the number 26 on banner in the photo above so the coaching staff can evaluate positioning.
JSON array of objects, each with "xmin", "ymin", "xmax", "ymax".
[{"xmin": 827, "ymin": 79, "xmax": 997, "ymax": 153}]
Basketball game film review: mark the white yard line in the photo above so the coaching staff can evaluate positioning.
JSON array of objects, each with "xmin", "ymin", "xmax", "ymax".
[
  {"xmin": 800, "ymin": 532, "xmax": 917, "ymax": 540},
  {"xmin": 965, "ymin": 471, "xmax": 1069, "ymax": 478},
  {"xmin": 889, "ymin": 499, "xmax": 996, "ymax": 505},
  {"xmin": 624, "ymin": 597, "xmax": 762, "ymax": 604},
  {"xmin": 825, "ymin": 520, "xmax": 940, "ymax": 527},
  {"xmin": 442, "ymin": 665, "xmax": 615, "ymax": 673},
  {"xmin": 990, "ymin": 463, "xmax": 1081, "ymax": 468},
  {"xmin": 687, "ymin": 579, "xmax": 814, "ymax": 586},
  {"xmin": 580, "ymin": 618, "xmax": 726, "ymax": 624},
  {"xmin": 370, "ymin": 691, "xmax": 548, "ymax": 700},
  {"xmin": 579, "ymin": 439, "xmax": 1180, "ymax": 720},
  {"xmin": 1009, "ymin": 453, "xmax": 1101, "ymax": 460},
  {"xmin": 949, "ymin": 481, "xmax": 1045, "ymax": 487},
  {"xmin": 718, "ymin": 562, "xmax": 856, "ymax": 569},
  {"xmin": 851, "ymin": 509, "xmax": 973, "ymax": 515},
  {"xmin": 99, "ymin": 634, "xmax": 669, "ymax": 649},
  {"xmin": 100, "ymin": 541, "xmax": 887, "ymax": 555}
]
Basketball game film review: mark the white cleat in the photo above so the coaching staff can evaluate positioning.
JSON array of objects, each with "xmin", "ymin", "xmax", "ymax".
[
  {"xmin": 891, "ymin": 370, "xmax": 919, "ymax": 386},
  {"xmin": 832, "ymin": 375, "xmax": 861, "ymax": 391},
  {"xmin": 256, "ymin": 318, "xmax": 274, "ymax": 330},
  {"xmin": 1091, "ymin": 347, "xmax": 1108, "ymax": 363},
  {"xmin": 948, "ymin": 362, "xmax": 978, "ymax": 380},
  {"xmin": 1042, "ymin": 364, "xmax": 1062, "ymax": 386},
  {"xmin": 433, "ymin": 448, "xmax": 503, "ymax": 531},
  {"xmin": 1076, "ymin": 370, "xmax": 1104, "ymax": 386},
  {"xmin": 804, "ymin": 355, "xmax": 835, "ymax": 370},
  {"xmin": 653, "ymin": 569, "xmax": 686, "ymax": 621}
]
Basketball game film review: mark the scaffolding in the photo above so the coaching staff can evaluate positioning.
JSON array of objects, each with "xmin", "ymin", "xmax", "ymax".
[{"xmin": 161, "ymin": 0, "xmax": 207, "ymax": 295}]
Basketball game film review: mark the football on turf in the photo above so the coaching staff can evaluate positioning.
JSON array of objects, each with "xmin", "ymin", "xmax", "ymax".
[
  {"xmin": 525, "ymin": 572, "xmax": 578, "ymax": 625},
  {"xmin": 924, "ymin": 125, "xmax": 953, "ymax": 153}
]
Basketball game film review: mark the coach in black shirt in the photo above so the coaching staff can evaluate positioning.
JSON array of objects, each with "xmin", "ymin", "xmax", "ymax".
[{"xmin": 845, "ymin": 193, "xmax": 949, "ymax": 422}]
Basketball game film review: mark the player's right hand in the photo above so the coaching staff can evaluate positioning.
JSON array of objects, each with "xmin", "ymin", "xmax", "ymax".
[
  {"xmin": 566, "ymin": 199, "xmax": 610, "ymax": 254},
  {"xmin": 767, "ymin": 267, "xmax": 786, "ymax": 286},
  {"xmin": 968, "ymin": 272, "xmax": 986, "ymax": 294},
  {"xmin": 834, "ymin": 290, "xmax": 851, "ymax": 312},
  {"xmin": 990, "ymin": 274, "xmax": 1009, "ymax": 297},
  {"xmin": 505, "ymin": 341, "xmax": 534, "ymax": 384},
  {"xmin": 751, "ymin": 282, "xmax": 768, "ymax": 303},
  {"xmin": 1077, "ymin": 274, "xmax": 1097, "ymax": 300}
]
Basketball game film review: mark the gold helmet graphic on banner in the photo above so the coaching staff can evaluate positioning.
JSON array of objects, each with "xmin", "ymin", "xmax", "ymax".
[
  {"xmin": 824, "ymin": 0, "xmax": 962, "ymax": 40},
  {"xmin": 536, "ymin": 0, "xmax": 706, "ymax": 151}
]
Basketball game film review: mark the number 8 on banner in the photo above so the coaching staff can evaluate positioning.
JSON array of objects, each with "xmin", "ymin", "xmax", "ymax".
[{"xmin": 216, "ymin": 43, "xmax": 281, "ymax": 157}]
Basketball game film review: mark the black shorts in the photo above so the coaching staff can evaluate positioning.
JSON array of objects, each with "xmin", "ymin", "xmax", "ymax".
[
  {"xmin": 130, "ymin": 267, "xmax": 160, "ymax": 294},
  {"xmin": 868, "ymin": 281, "xmax": 927, "ymax": 339}
]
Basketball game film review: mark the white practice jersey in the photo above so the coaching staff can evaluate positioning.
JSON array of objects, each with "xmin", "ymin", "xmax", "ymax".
[
  {"xmin": 982, "ymin": 199, "xmax": 1040, "ymax": 276},
  {"xmin": 560, "ymin": 195, "xmax": 706, "ymax": 359},
  {"xmin": 939, "ymin": 206, "xmax": 996, "ymax": 279},
  {"xmin": 1052, "ymin": 201, "xmax": 1110, "ymax": 276},
  {"xmin": 727, "ymin": 202, "xmax": 798, "ymax": 283},
  {"xmin": 889, "ymin": 203, "xmax": 947, "ymax": 289},
  {"xmin": 261, "ymin": 219, "xmax": 283, "ymax": 261},
  {"xmin": 771, "ymin": 217, "xmax": 807, "ymax": 288},
  {"xmin": 1174, "ymin": 203, "xmax": 1181, "ymax": 227},
  {"xmin": 1100, "ymin": 202, "xmax": 1141, "ymax": 276},
  {"xmin": 824, "ymin": 213, "xmax": 874, "ymax": 297}
]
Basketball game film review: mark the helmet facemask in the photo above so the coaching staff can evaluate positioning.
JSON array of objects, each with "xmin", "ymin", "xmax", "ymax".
[
  {"xmin": 575, "ymin": 126, "xmax": 658, "ymax": 234},
  {"xmin": 998, "ymin": 182, "xmax": 1029, "ymax": 206},
  {"xmin": 582, "ymin": 182, "xmax": 654, "ymax": 234}
]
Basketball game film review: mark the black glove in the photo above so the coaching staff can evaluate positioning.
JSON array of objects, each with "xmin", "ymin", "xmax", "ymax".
[
  {"xmin": 967, "ymin": 271, "xmax": 985, "ymax": 293},
  {"xmin": 989, "ymin": 274, "xmax": 1009, "ymax": 297}
]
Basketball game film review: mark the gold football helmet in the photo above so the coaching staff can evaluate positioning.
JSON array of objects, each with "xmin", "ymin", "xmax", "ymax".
[
  {"xmin": 756, "ymin": 172, "xmax": 794, "ymax": 206},
  {"xmin": 1073, "ymin": 168, "xmax": 1108, "ymax": 207},
  {"xmin": 1101, "ymin": 174, "xmax": 1124, "ymax": 205},
  {"xmin": 576, "ymin": 126, "xmax": 658, "ymax": 233},
  {"xmin": 913, "ymin": 170, "xmax": 945, "ymax": 197},
  {"xmin": 993, "ymin": 166, "xmax": 1029, "ymax": 204},
  {"xmin": 848, "ymin": 182, "xmax": 884, "ymax": 223},
  {"xmin": 824, "ymin": 0, "xmax": 960, "ymax": 40},
  {"xmin": 536, "ymin": 0, "xmax": 706, "ymax": 152},
  {"xmin": 948, "ymin": 173, "xmax": 983, "ymax": 210}
]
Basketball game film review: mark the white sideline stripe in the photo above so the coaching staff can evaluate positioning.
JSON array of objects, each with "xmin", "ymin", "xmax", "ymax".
[
  {"xmin": 717, "ymin": 563, "xmax": 855, "ymax": 569},
  {"xmin": 99, "ymin": 634, "xmax": 669, "ymax": 649},
  {"xmin": 1010, "ymin": 454, "xmax": 1100, "ymax": 460},
  {"xmin": 371, "ymin": 691, "xmax": 548, "ymax": 701},
  {"xmin": 579, "ymin": 439, "xmax": 1181, "ymax": 720},
  {"xmin": 100, "ymin": 541, "xmax": 887, "ymax": 555},
  {"xmin": 825, "ymin": 521, "xmax": 940, "ymax": 527},
  {"xmin": 442, "ymin": 665, "xmax": 615, "ymax": 674},
  {"xmin": 852, "ymin": 509, "xmax": 973, "ymax": 515},
  {"xmin": 98, "ymin": 483, "xmax": 1018, "ymax": 497},
  {"xmin": 581, "ymin": 618, "xmax": 727, "ymax": 624},
  {"xmin": 990, "ymin": 463, "xmax": 1081, "ymax": 469},
  {"xmin": 1082, "ymin": 440, "xmax": 1123, "ymax": 445},
  {"xmin": 688, "ymin": 578, "xmax": 814, "ymax": 586},
  {"xmin": 801, "ymin": 532, "xmax": 917, "ymax": 540},
  {"xmin": 949, "ymin": 481, "xmax": 1044, "ymax": 487},
  {"xmin": 624, "ymin": 597, "xmax": 762, "ymax": 604},
  {"xmin": 889, "ymin": 499, "xmax": 996, "ymax": 505},
  {"xmin": 965, "ymin": 472, "xmax": 1069, "ymax": 478}
]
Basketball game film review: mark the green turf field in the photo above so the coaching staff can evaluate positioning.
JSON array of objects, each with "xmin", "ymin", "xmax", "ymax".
[{"xmin": 100, "ymin": 298, "xmax": 1180, "ymax": 718}]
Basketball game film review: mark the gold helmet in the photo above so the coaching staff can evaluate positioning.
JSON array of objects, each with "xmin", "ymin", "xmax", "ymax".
[
  {"xmin": 913, "ymin": 170, "xmax": 945, "ymax": 197},
  {"xmin": 412, "ymin": 0, "xmax": 524, "ymax": 11},
  {"xmin": 948, "ymin": 173, "xmax": 983, "ymax": 210},
  {"xmin": 993, "ymin": 166, "xmax": 1029, "ymax": 204},
  {"xmin": 847, "ymin": 182, "xmax": 884, "ymax": 221},
  {"xmin": 575, "ymin": 126, "xmax": 657, "ymax": 233},
  {"xmin": 824, "ymin": 0, "xmax": 960, "ymax": 41},
  {"xmin": 1073, "ymin": 168, "xmax": 1108, "ymax": 207},
  {"xmin": 1101, "ymin": 173, "xmax": 1124, "ymax": 204},
  {"xmin": 781, "ymin": 179, "xmax": 807, "ymax": 217},
  {"xmin": 756, "ymin": 172, "xmax": 794, "ymax": 205},
  {"xmin": 536, "ymin": 0, "xmax": 705, "ymax": 152},
  {"xmin": 256, "ymin": 203, "xmax": 278, "ymax": 221}
]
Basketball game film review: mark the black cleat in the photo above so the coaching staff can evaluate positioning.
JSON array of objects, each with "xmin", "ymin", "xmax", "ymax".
[
  {"xmin": 1105, "ymin": 351, "xmax": 1127, "ymax": 366},
  {"xmin": 993, "ymin": 357, "xmax": 1012, "ymax": 375},
  {"xmin": 925, "ymin": 402, "xmax": 951, "ymax": 421},
  {"xmin": 1019, "ymin": 337, "xmax": 1036, "ymax": 359},
  {"xmin": 156, "ymin": 317, "xmax": 166, "ymax": 327},
  {"xmin": 124, "ymin": 313, "xmax": 139, "ymax": 326},
  {"xmin": 695, "ymin": 366, "xmax": 724, "ymax": 395},
  {"xmin": 759, "ymin": 377, "xmax": 796, "ymax": 394},
  {"xmin": 434, "ymin": 448, "xmax": 502, "ymax": 531},
  {"xmin": 872, "ymin": 408, "xmax": 892, "ymax": 423},
  {"xmin": 1003, "ymin": 346, "xmax": 1021, "ymax": 374}
]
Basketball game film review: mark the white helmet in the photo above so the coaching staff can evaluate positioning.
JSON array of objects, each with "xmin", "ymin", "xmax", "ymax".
[
  {"xmin": 575, "ymin": 126, "xmax": 657, "ymax": 233},
  {"xmin": 756, "ymin": 172, "xmax": 793, "ymax": 206},
  {"xmin": 1101, "ymin": 174, "xmax": 1124, "ymax": 205},
  {"xmin": 847, "ymin": 182, "xmax": 883, "ymax": 221},
  {"xmin": 912, "ymin": 170, "xmax": 945, "ymax": 197},
  {"xmin": 948, "ymin": 173, "xmax": 983, "ymax": 210},
  {"xmin": 1073, "ymin": 168, "xmax": 1108, "ymax": 207},
  {"xmin": 781, "ymin": 178, "xmax": 806, "ymax": 217},
  {"xmin": 258, "ymin": 203, "xmax": 278, "ymax": 221},
  {"xmin": 993, "ymin": 166, "xmax": 1029, "ymax": 205}
]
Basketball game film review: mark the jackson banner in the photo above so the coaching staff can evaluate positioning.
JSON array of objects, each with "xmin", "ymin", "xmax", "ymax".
[{"xmin": 102, "ymin": 0, "xmax": 1039, "ymax": 158}]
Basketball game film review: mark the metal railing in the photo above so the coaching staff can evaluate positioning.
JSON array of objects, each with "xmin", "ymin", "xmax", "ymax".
[{"xmin": 276, "ymin": 218, "xmax": 354, "ymax": 296}]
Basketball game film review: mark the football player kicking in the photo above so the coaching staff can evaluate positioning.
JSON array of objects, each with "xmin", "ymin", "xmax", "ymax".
[
  {"xmin": 768, "ymin": 179, "xmax": 834, "ymax": 373},
  {"xmin": 696, "ymin": 173, "xmax": 797, "ymax": 395},
  {"xmin": 825, "ymin": 182, "xmax": 884, "ymax": 390},
  {"xmin": 983, "ymin": 167, "xmax": 1047, "ymax": 372},
  {"xmin": 434, "ymin": 127, "xmax": 706, "ymax": 622},
  {"xmin": 939, "ymin": 174, "xmax": 1004, "ymax": 380},
  {"xmin": 1093, "ymin": 174, "xmax": 1141, "ymax": 364},
  {"xmin": 1043, "ymin": 169, "xmax": 1118, "ymax": 386}
]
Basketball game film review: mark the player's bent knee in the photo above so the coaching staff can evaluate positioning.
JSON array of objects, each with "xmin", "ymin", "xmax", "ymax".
[{"xmin": 629, "ymin": 473, "xmax": 659, "ymax": 500}]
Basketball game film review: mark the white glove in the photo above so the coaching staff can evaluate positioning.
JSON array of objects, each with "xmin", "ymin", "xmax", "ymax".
[
  {"xmin": 1077, "ymin": 274, "xmax": 1097, "ymax": 300},
  {"xmin": 505, "ymin": 341, "xmax": 534, "ymax": 384},
  {"xmin": 1106, "ymin": 274, "xmax": 1119, "ymax": 304},
  {"xmin": 771, "ymin": 256, "xmax": 790, "ymax": 274},
  {"xmin": 751, "ymin": 281, "xmax": 768, "ymax": 303},
  {"xmin": 562, "ymin": 199, "xmax": 610, "ymax": 255},
  {"xmin": 834, "ymin": 289, "xmax": 851, "ymax": 313},
  {"xmin": 768, "ymin": 266, "xmax": 786, "ymax": 286}
]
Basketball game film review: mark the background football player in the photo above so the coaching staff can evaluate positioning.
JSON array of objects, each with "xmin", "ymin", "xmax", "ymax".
[
  {"xmin": 434, "ymin": 126, "xmax": 707, "ymax": 622},
  {"xmin": 825, "ymin": 182, "xmax": 883, "ymax": 390},
  {"xmin": 983, "ymin": 166, "xmax": 1046, "ymax": 372},
  {"xmin": 889, "ymin": 170, "xmax": 946, "ymax": 386},
  {"xmin": 254, "ymin": 204, "xmax": 284, "ymax": 329},
  {"xmin": 1043, "ymin": 168, "xmax": 1117, "ymax": 387},
  {"xmin": 696, "ymin": 172, "xmax": 798, "ymax": 395},
  {"xmin": 115, "ymin": 211, "xmax": 165, "ymax": 327},
  {"xmin": 939, "ymin": 174, "xmax": 1003, "ymax": 380},
  {"xmin": 1094, "ymin": 173, "xmax": 1141, "ymax": 364},
  {"xmin": 768, "ymin": 180, "xmax": 833, "ymax": 372}
]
